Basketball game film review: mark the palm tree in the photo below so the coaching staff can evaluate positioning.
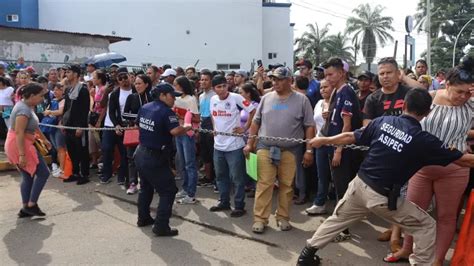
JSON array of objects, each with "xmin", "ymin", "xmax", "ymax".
[
  {"xmin": 346, "ymin": 4, "xmax": 395, "ymax": 71},
  {"xmin": 352, "ymin": 35, "xmax": 361, "ymax": 64},
  {"xmin": 325, "ymin": 32, "xmax": 355, "ymax": 64},
  {"xmin": 294, "ymin": 22, "xmax": 331, "ymax": 66}
]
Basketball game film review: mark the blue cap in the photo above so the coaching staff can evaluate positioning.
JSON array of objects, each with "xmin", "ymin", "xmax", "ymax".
[{"xmin": 151, "ymin": 83, "xmax": 182, "ymax": 100}]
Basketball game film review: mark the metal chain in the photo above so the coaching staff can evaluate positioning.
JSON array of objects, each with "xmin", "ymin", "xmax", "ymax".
[{"xmin": 39, "ymin": 123, "xmax": 369, "ymax": 151}]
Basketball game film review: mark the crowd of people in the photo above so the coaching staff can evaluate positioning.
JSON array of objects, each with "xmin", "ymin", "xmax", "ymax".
[{"xmin": 1, "ymin": 54, "xmax": 473, "ymax": 265}]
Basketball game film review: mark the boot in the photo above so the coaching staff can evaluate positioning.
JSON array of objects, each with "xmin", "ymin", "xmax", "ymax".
[{"xmin": 296, "ymin": 246, "xmax": 320, "ymax": 266}]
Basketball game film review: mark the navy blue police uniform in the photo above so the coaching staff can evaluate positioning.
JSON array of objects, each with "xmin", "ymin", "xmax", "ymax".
[
  {"xmin": 304, "ymin": 114, "xmax": 464, "ymax": 265},
  {"xmin": 134, "ymin": 95, "xmax": 180, "ymax": 234}
]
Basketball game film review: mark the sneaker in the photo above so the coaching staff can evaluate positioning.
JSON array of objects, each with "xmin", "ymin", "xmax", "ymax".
[
  {"xmin": 175, "ymin": 190, "xmax": 188, "ymax": 199},
  {"xmin": 63, "ymin": 175, "xmax": 79, "ymax": 183},
  {"xmin": 230, "ymin": 209, "xmax": 246, "ymax": 217},
  {"xmin": 89, "ymin": 164, "xmax": 98, "ymax": 169},
  {"xmin": 176, "ymin": 195, "xmax": 196, "ymax": 205},
  {"xmin": 51, "ymin": 163, "xmax": 59, "ymax": 171},
  {"xmin": 52, "ymin": 168, "xmax": 62, "ymax": 178},
  {"xmin": 21, "ymin": 205, "xmax": 46, "ymax": 217},
  {"xmin": 213, "ymin": 185, "xmax": 219, "ymax": 194},
  {"xmin": 100, "ymin": 178, "xmax": 112, "ymax": 184},
  {"xmin": 17, "ymin": 209, "xmax": 33, "ymax": 218},
  {"xmin": 152, "ymin": 227, "xmax": 179, "ymax": 237},
  {"xmin": 333, "ymin": 232, "xmax": 351, "ymax": 242},
  {"xmin": 209, "ymin": 204, "xmax": 231, "ymax": 212},
  {"xmin": 305, "ymin": 204, "xmax": 327, "ymax": 215},
  {"xmin": 197, "ymin": 177, "xmax": 213, "ymax": 187},
  {"xmin": 126, "ymin": 184, "xmax": 138, "ymax": 195}
]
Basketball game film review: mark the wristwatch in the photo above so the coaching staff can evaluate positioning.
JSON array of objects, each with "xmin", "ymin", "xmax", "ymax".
[{"xmin": 305, "ymin": 149, "xmax": 313, "ymax": 154}]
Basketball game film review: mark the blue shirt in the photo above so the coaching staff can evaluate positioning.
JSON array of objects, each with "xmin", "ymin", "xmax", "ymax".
[
  {"xmin": 327, "ymin": 84, "xmax": 361, "ymax": 137},
  {"xmin": 199, "ymin": 89, "xmax": 216, "ymax": 118},
  {"xmin": 306, "ymin": 79, "xmax": 321, "ymax": 108},
  {"xmin": 354, "ymin": 115, "xmax": 463, "ymax": 188},
  {"xmin": 137, "ymin": 100, "xmax": 179, "ymax": 150}
]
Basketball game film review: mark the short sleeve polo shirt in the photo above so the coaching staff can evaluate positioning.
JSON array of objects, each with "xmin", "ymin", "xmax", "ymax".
[
  {"xmin": 137, "ymin": 101, "xmax": 179, "ymax": 150},
  {"xmin": 354, "ymin": 114, "xmax": 463, "ymax": 188}
]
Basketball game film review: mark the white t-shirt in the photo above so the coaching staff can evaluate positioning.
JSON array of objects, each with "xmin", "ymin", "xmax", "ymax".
[
  {"xmin": 104, "ymin": 88, "xmax": 132, "ymax": 127},
  {"xmin": 0, "ymin": 86, "xmax": 14, "ymax": 106},
  {"xmin": 313, "ymin": 99, "xmax": 327, "ymax": 136},
  {"xmin": 210, "ymin": 92, "xmax": 255, "ymax": 151}
]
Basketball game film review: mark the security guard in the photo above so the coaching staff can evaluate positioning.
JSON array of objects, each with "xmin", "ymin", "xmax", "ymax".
[
  {"xmin": 297, "ymin": 88, "xmax": 474, "ymax": 266},
  {"xmin": 134, "ymin": 83, "xmax": 190, "ymax": 237}
]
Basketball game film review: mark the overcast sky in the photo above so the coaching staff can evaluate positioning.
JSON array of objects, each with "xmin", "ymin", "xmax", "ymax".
[{"xmin": 289, "ymin": 0, "xmax": 429, "ymax": 64}]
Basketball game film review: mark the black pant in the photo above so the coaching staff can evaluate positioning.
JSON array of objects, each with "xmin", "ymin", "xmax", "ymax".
[
  {"xmin": 126, "ymin": 146, "xmax": 138, "ymax": 185},
  {"xmin": 329, "ymin": 149, "xmax": 357, "ymax": 202},
  {"xmin": 134, "ymin": 146, "xmax": 178, "ymax": 231},
  {"xmin": 65, "ymin": 130, "xmax": 90, "ymax": 177}
]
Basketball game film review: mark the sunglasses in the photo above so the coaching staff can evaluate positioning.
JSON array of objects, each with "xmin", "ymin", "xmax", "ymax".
[{"xmin": 117, "ymin": 75, "xmax": 128, "ymax": 81}]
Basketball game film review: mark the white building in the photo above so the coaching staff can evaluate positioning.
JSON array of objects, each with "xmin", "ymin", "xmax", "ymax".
[{"xmin": 38, "ymin": 0, "xmax": 294, "ymax": 71}]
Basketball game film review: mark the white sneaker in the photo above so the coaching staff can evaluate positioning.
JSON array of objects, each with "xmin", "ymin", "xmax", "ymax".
[
  {"xmin": 52, "ymin": 168, "xmax": 62, "ymax": 178},
  {"xmin": 305, "ymin": 204, "xmax": 327, "ymax": 215},
  {"xmin": 175, "ymin": 190, "xmax": 188, "ymax": 199},
  {"xmin": 51, "ymin": 163, "xmax": 59, "ymax": 171},
  {"xmin": 176, "ymin": 195, "xmax": 196, "ymax": 205},
  {"xmin": 126, "ymin": 184, "xmax": 138, "ymax": 195}
]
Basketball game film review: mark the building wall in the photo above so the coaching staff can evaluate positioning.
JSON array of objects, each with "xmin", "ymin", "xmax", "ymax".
[
  {"xmin": 38, "ymin": 0, "xmax": 290, "ymax": 71},
  {"xmin": 0, "ymin": 0, "xmax": 38, "ymax": 28},
  {"xmin": 262, "ymin": 5, "xmax": 293, "ymax": 69},
  {"xmin": 0, "ymin": 27, "xmax": 109, "ymax": 74}
]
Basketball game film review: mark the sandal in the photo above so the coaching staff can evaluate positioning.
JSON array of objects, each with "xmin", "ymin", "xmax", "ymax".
[
  {"xmin": 377, "ymin": 229, "xmax": 392, "ymax": 242},
  {"xmin": 390, "ymin": 240, "xmax": 402, "ymax": 253},
  {"xmin": 277, "ymin": 219, "xmax": 292, "ymax": 231},
  {"xmin": 252, "ymin": 222, "xmax": 265, "ymax": 234},
  {"xmin": 383, "ymin": 253, "xmax": 409, "ymax": 263}
]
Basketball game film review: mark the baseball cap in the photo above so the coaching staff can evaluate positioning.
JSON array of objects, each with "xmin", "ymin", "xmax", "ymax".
[
  {"xmin": 110, "ymin": 63, "xmax": 120, "ymax": 68},
  {"xmin": 151, "ymin": 83, "xmax": 182, "ymax": 99},
  {"xmin": 314, "ymin": 65, "xmax": 324, "ymax": 71},
  {"xmin": 357, "ymin": 71, "xmax": 373, "ymax": 80},
  {"xmin": 64, "ymin": 64, "xmax": 82, "ymax": 75},
  {"xmin": 296, "ymin": 59, "xmax": 313, "ymax": 69},
  {"xmin": 212, "ymin": 75, "xmax": 227, "ymax": 87},
  {"xmin": 268, "ymin": 67, "xmax": 292, "ymax": 80},
  {"xmin": 235, "ymin": 69, "xmax": 248, "ymax": 79},
  {"xmin": 161, "ymin": 68, "xmax": 177, "ymax": 78},
  {"xmin": 117, "ymin": 67, "xmax": 129, "ymax": 75}
]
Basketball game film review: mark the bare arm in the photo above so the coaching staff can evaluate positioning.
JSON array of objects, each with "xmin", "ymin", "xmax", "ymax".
[
  {"xmin": 453, "ymin": 153, "xmax": 474, "ymax": 168},
  {"xmin": 310, "ymin": 132, "xmax": 356, "ymax": 149},
  {"xmin": 170, "ymin": 125, "xmax": 191, "ymax": 136},
  {"xmin": 468, "ymin": 129, "xmax": 474, "ymax": 139},
  {"xmin": 244, "ymin": 109, "xmax": 256, "ymax": 131}
]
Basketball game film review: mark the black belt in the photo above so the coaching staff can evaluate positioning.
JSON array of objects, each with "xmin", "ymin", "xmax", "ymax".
[{"xmin": 358, "ymin": 174, "xmax": 390, "ymax": 197}]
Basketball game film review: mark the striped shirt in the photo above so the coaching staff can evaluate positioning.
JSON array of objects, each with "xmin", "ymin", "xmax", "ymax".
[{"xmin": 421, "ymin": 99, "xmax": 473, "ymax": 152}]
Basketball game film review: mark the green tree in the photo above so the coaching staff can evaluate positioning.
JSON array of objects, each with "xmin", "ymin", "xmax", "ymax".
[
  {"xmin": 325, "ymin": 32, "xmax": 355, "ymax": 64},
  {"xmin": 414, "ymin": 0, "xmax": 473, "ymax": 70},
  {"xmin": 294, "ymin": 23, "xmax": 331, "ymax": 66},
  {"xmin": 346, "ymin": 3, "xmax": 395, "ymax": 71}
]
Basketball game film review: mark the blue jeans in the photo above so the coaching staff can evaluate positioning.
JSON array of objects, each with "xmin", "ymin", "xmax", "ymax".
[
  {"xmin": 175, "ymin": 135, "xmax": 198, "ymax": 197},
  {"xmin": 134, "ymin": 146, "xmax": 177, "ymax": 231},
  {"xmin": 213, "ymin": 148, "xmax": 246, "ymax": 210},
  {"xmin": 20, "ymin": 151, "xmax": 50, "ymax": 204},
  {"xmin": 294, "ymin": 144, "xmax": 306, "ymax": 200},
  {"xmin": 313, "ymin": 146, "xmax": 332, "ymax": 206},
  {"xmin": 101, "ymin": 129, "xmax": 128, "ymax": 183}
]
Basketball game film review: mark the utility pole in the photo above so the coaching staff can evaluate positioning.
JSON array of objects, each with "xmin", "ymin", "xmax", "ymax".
[{"xmin": 426, "ymin": 0, "xmax": 431, "ymax": 75}]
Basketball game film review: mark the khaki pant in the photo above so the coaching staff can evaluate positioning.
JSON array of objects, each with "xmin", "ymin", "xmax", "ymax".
[
  {"xmin": 253, "ymin": 149, "xmax": 296, "ymax": 223},
  {"xmin": 307, "ymin": 176, "xmax": 436, "ymax": 266}
]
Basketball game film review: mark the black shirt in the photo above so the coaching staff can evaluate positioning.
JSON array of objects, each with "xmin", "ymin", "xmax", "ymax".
[
  {"xmin": 363, "ymin": 84, "xmax": 411, "ymax": 120},
  {"xmin": 354, "ymin": 115, "xmax": 463, "ymax": 188}
]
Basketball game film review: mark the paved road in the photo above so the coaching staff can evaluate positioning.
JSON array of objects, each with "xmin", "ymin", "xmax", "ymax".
[{"xmin": 0, "ymin": 171, "xmax": 456, "ymax": 265}]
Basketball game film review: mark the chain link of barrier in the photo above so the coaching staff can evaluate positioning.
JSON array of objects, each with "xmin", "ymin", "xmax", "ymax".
[{"xmin": 38, "ymin": 123, "xmax": 369, "ymax": 151}]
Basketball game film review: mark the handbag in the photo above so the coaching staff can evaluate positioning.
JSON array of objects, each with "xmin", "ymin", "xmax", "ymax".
[
  {"xmin": 88, "ymin": 111, "xmax": 100, "ymax": 126},
  {"xmin": 34, "ymin": 138, "xmax": 49, "ymax": 156},
  {"xmin": 123, "ymin": 128, "xmax": 139, "ymax": 147}
]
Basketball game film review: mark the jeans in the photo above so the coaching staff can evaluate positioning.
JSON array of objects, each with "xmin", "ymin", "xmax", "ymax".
[
  {"xmin": 20, "ymin": 151, "xmax": 50, "ymax": 203},
  {"xmin": 101, "ymin": 129, "xmax": 128, "ymax": 183},
  {"xmin": 175, "ymin": 135, "xmax": 198, "ymax": 197},
  {"xmin": 313, "ymin": 146, "xmax": 332, "ymax": 206},
  {"xmin": 135, "ymin": 146, "xmax": 178, "ymax": 231},
  {"xmin": 126, "ymin": 146, "xmax": 138, "ymax": 185},
  {"xmin": 213, "ymin": 148, "xmax": 246, "ymax": 210},
  {"xmin": 294, "ymin": 144, "xmax": 306, "ymax": 200},
  {"xmin": 65, "ymin": 130, "xmax": 89, "ymax": 177}
]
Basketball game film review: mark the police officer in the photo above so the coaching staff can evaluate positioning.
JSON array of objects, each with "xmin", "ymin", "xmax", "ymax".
[
  {"xmin": 134, "ymin": 83, "xmax": 190, "ymax": 237},
  {"xmin": 297, "ymin": 88, "xmax": 474, "ymax": 266}
]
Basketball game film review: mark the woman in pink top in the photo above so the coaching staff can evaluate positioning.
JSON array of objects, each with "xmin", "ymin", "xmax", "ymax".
[
  {"xmin": 88, "ymin": 70, "xmax": 107, "ymax": 168},
  {"xmin": 5, "ymin": 83, "xmax": 52, "ymax": 217}
]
